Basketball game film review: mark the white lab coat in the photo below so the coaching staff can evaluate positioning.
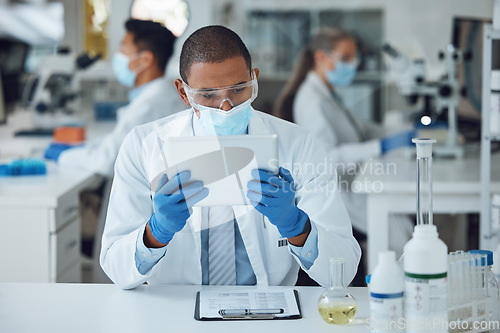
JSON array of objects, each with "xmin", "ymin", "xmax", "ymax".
[
  {"xmin": 100, "ymin": 109, "xmax": 361, "ymax": 290},
  {"xmin": 294, "ymin": 72, "xmax": 413, "ymax": 255},
  {"xmin": 294, "ymin": 72, "xmax": 381, "ymax": 165},
  {"xmin": 59, "ymin": 77, "xmax": 186, "ymax": 177}
]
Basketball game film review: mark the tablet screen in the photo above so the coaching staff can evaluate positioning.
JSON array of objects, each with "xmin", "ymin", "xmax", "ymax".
[{"xmin": 159, "ymin": 134, "xmax": 279, "ymax": 206}]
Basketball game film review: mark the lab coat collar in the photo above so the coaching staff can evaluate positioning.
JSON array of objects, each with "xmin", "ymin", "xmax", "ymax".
[
  {"xmin": 248, "ymin": 109, "xmax": 273, "ymax": 135},
  {"xmin": 128, "ymin": 77, "xmax": 164, "ymax": 102},
  {"xmin": 306, "ymin": 71, "xmax": 334, "ymax": 101}
]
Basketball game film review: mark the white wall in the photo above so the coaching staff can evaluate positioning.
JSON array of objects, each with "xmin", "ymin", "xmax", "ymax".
[{"xmin": 108, "ymin": 0, "xmax": 134, "ymax": 58}]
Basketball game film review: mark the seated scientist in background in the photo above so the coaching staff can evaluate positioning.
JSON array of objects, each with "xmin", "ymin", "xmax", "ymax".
[
  {"xmin": 50, "ymin": 19, "xmax": 186, "ymax": 177},
  {"xmin": 100, "ymin": 25, "xmax": 361, "ymax": 289},
  {"xmin": 274, "ymin": 27, "xmax": 414, "ymax": 257}
]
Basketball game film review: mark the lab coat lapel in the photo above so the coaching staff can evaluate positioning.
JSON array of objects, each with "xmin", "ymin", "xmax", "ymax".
[
  {"xmin": 157, "ymin": 110, "xmax": 195, "ymax": 139},
  {"xmin": 248, "ymin": 111, "xmax": 273, "ymax": 135}
]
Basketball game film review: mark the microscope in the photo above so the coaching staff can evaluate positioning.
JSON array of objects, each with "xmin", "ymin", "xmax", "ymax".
[
  {"xmin": 383, "ymin": 43, "xmax": 471, "ymax": 158},
  {"xmin": 22, "ymin": 51, "xmax": 101, "ymax": 131}
]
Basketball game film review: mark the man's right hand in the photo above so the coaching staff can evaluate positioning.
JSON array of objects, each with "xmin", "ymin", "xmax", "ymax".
[{"xmin": 147, "ymin": 170, "xmax": 208, "ymax": 245}]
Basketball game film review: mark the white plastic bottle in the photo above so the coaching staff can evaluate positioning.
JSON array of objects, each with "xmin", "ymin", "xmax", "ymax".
[
  {"xmin": 369, "ymin": 251, "xmax": 404, "ymax": 332},
  {"xmin": 404, "ymin": 225, "xmax": 448, "ymax": 332},
  {"xmin": 405, "ymin": 139, "xmax": 448, "ymax": 332}
]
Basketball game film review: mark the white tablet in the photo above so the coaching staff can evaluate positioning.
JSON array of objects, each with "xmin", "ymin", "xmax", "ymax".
[{"xmin": 159, "ymin": 134, "xmax": 279, "ymax": 206}]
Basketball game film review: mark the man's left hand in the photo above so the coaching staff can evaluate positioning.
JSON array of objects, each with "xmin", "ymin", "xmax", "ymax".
[{"xmin": 247, "ymin": 166, "xmax": 309, "ymax": 238}]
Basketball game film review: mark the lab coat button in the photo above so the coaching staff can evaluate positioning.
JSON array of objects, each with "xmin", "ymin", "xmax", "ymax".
[
  {"xmin": 307, "ymin": 252, "xmax": 312, "ymax": 257},
  {"xmin": 142, "ymin": 252, "xmax": 147, "ymax": 257},
  {"xmin": 152, "ymin": 254, "xmax": 158, "ymax": 259}
]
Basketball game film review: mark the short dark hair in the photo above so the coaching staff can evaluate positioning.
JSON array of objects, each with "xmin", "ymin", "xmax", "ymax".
[
  {"xmin": 125, "ymin": 19, "xmax": 176, "ymax": 72},
  {"xmin": 179, "ymin": 25, "xmax": 252, "ymax": 83}
]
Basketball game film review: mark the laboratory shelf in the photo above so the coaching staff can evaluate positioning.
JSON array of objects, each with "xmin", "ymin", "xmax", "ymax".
[{"xmin": 480, "ymin": 24, "xmax": 500, "ymax": 250}]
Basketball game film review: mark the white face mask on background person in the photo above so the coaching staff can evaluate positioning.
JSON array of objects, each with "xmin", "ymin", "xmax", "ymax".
[
  {"xmin": 326, "ymin": 55, "xmax": 358, "ymax": 87},
  {"xmin": 112, "ymin": 52, "xmax": 145, "ymax": 88}
]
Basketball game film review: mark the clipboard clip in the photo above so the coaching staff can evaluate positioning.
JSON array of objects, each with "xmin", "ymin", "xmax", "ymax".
[{"xmin": 219, "ymin": 308, "xmax": 284, "ymax": 320}]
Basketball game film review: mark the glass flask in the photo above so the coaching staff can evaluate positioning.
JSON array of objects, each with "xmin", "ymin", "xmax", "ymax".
[{"xmin": 317, "ymin": 257, "xmax": 357, "ymax": 324}]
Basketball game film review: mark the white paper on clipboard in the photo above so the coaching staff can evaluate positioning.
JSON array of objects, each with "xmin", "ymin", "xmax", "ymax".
[{"xmin": 198, "ymin": 288, "xmax": 300, "ymax": 319}]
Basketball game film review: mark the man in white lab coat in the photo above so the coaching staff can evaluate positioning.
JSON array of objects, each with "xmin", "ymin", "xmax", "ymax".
[
  {"xmin": 100, "ymin": 25, "xmax": 361, "ymax": 289},
  {"xmin": 57, "ymin": 19, "xmax": 186, "ymax": 177}
]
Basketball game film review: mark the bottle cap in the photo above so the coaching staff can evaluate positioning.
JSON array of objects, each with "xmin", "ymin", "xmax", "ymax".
[
  {"xmin": 378, "ymin": 251, "xmax": 396, "ymax": 264},
  {"xmin": 413, "ymin": 224, "xmax": 438, "ymax": 237},
  {"xmin": 468, "ymin": 250, "xmax": 493, "ymax": 266},
  {"xmin": 412, "ymin": 138, "xmax": 437, "ymax": 158}
]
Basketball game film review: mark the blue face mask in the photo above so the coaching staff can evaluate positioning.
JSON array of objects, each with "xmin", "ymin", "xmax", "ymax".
[
  {"xmin": 326, "ymin": 59, "xmax": 357, "ymax": 87},
  {"xmin": 112, "ymin": 52, "xmax": 137, "ymax": 88},
  {"xmin": 196, "ymin": 100, "xmax": 254, "ymax": 135}
]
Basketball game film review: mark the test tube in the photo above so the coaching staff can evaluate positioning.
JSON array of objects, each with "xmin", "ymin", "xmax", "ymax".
[{"xmin": 412, "ymin": 139, "xmax": 437, "ymax": 225}]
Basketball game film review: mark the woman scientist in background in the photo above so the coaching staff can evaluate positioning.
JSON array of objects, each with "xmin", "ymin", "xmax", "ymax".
[{"xmin": 274, "ymin": 27, "xmax": 414, "ymax": 258}]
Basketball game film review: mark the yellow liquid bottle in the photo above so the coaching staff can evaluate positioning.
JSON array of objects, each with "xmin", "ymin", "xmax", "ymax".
[{"xmin": 317, "ymin": 258, "xmax": 357, "ymax": 325}]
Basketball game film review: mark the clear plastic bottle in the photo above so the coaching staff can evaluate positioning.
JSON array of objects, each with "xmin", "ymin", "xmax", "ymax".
[
  {"xmin": 469, "ymin": 250, "xmax": 500, "ymax": 322},
  {"xmin": 317, "ymin": 257, "xmax": 358, "ymax": 325}
]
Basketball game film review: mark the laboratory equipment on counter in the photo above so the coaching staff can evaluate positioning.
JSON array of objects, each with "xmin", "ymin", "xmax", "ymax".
[
  {"xmin": 53, "ymin": 126, "xmax": 85, "ymax": 144},
  {"xmin": 21, "ymin": 51, "xmax": 101, "ymax": 131},
  {"xmin": 448, "ymin": 251, "xmax": 498, "ymax": 333},
  {"xmin": 404, "ymin": 138, "xmax": 448, "ymax": 332},
  {"xmin": 468, "ymin": 250, "xmax": 500, "ymax": 323},
  {"xmin": 317, "ymin": 257, "xmax": 357, "ymax": 325},
  {"xmin": 383, "ymin": 44, "xmax": 471, "ymax": 158},
  {"xmin": 369, "ymin": 251, "xmax": 404, "ymax": 333},
  {"xmin": 0, "ymin": 159, "xmax": 46, "ymax": 176}
]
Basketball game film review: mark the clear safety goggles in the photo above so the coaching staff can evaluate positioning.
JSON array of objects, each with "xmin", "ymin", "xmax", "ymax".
[{"xmin": 183, "ymin": 70, "xmax": 258, "ymax": 109}]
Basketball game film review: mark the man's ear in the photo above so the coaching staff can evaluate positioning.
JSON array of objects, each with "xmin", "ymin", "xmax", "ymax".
[
  {"xmin": 133, "ymin": 50, "xmax": 154, "ymax": 71},
  {"xmin": 174, "ymin": 79, "xmax": 191, "ymax": 106}
]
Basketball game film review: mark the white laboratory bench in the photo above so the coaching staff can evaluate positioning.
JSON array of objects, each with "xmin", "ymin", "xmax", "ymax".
[
  {"xmin": 0, "ymin": 109, "xmax": 111, "ymax": 283},
  {"xmin": 355, "ymin": 146, "xmax": 500, "ymax": 272},
  {"xmin": 0, "ymin": 163, "xmax": 101, "ymax": 282},
  {"xmin": 0, "ymin": 283, "xmax": 371, "ymax": 333}
]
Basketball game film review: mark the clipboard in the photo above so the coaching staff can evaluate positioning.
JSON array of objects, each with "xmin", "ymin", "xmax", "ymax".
[{"xmin": 194, "ymin": 289, "xmax": 302, "ymax": 321}]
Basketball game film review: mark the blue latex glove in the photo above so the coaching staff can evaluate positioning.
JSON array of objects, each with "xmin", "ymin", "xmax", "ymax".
[
  {"xmin": 44, "ymin": 142, "xmax": 80, "ymax": 161},
  {"xmin": 149, "ymin": 170, "xmax": 208, "ymax": 244},
  {"xmin": 380, "ymin": 130, "xmax": 417, "ymax": 154},
  {"xmin": 247, "ymin": 167, "xmax": 309, "ymax": 238}
]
